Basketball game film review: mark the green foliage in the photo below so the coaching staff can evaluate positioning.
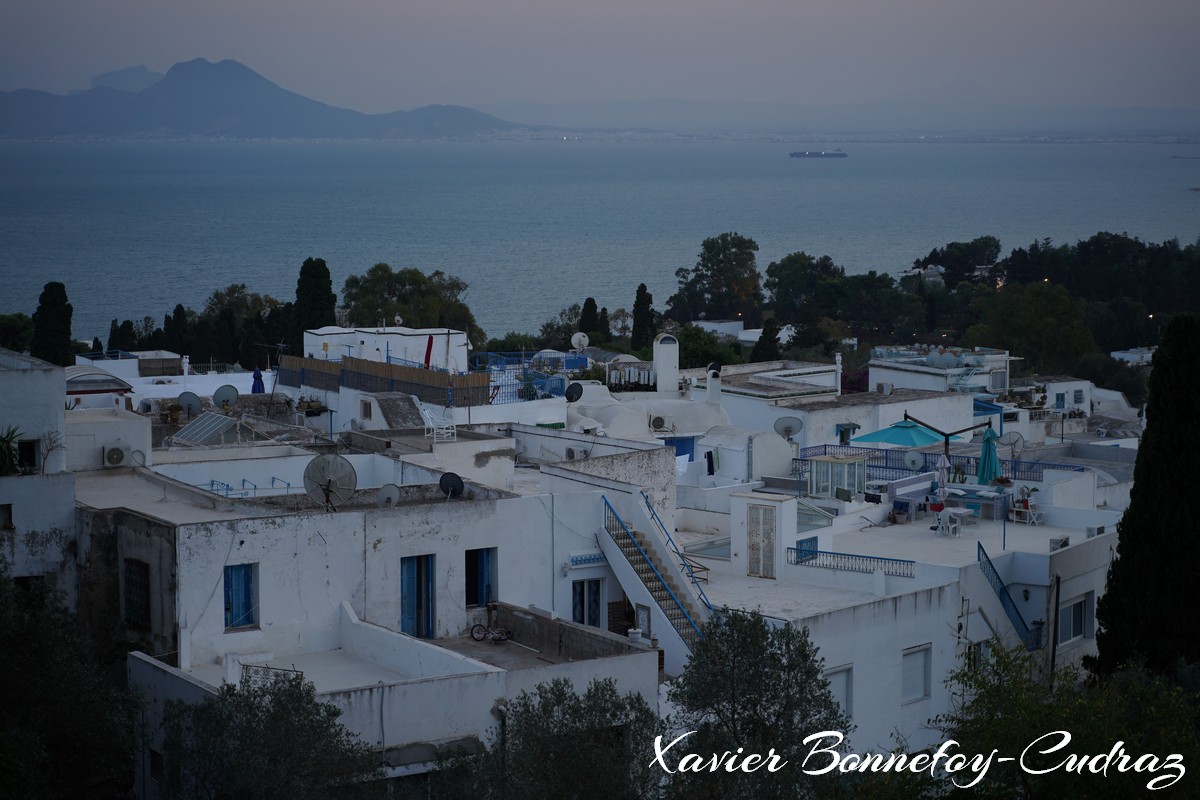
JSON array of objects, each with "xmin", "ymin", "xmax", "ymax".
[
  {"xmin": 667, "ymin": 609, "xmax": 850, "ymax": 800},
  {"xmin": 341, "ymin": 263, "xmax": 486, "ymax": 350},
  {"xmin": 1091, "ymin": 314, "xmax": 1200, "ymax": 677},
  {"xmin": 0, "ymin": 426, "xmax": 20, "ymax": 476},
  {"xmin": 0, "ymin": 558, "xmax": 141, "ymax": 798},
  {"xmin": 764, "ymin": 251, "xmax": 844, "ymax": 327},
  {"xmin": 631, "ymin": 283, "xmax": 657, "ymax": 350},
  {"xmin": 749, "ymin": 317, "xmax": 782, "ymax": 362},
  {"xmin": 485, "ymin": 331, "xmax": 539, "ymax": 353},
  {"xmin": 913, "ymin": 235, "xmax": 1001, "ymax": 289},
  {"xmin": 432, "ymin": 677, "xmax": 665, "ymax": 800},
  {"xmin": 936, "ymin": 641, "xmax": 1198, "ymax": 798},
  {"xmin": 292, "ymin": 256, "xmax": 338, "ymax": 356},
  {"xmin": 964, "ymin": 282, "xmax": 1097, "ymax": 374},
  {"xmin": 537, "ymin": 303, "xmax": 582, "ymax": 350},
  {"xmin": 161, "ymin": 674, "xmax": 382, "ymax": 800},
  {"xmin": 579, "ymin": 297, "xmax": 600, "ymax": 337},
  {"xmin": 1072, "ymin": 353, "xmax": 1148, "ymax": 408},
  {"xmin": 667, "ymin": 233, "xmax": 763, "ymax": 325},
  {"xmin": 0, "ymin": 312, "xmax": 34, "ymax": 353},
  {"xmin": 30, "ymin": 281, "xmax": 73, "ymax": 366},
  {"xmin": 674, "ymin": 324, "xmax": 743, "ymax": 370}
]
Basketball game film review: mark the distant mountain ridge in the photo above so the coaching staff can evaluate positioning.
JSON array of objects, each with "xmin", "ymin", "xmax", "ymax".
[{"xmin": 0, "ymin": 58, "xmax": 522, "ymax": 139}]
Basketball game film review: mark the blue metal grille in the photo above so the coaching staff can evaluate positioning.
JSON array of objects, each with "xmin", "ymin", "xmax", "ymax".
[
  {"xmin": 792, "ymin": 444, "xmax": 1084, "ymax": 484},
  {"xmin": 786, "ymin": 547, "xmax": 916, "ymax": 578}
]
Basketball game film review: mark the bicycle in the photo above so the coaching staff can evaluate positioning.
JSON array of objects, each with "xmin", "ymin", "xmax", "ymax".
[{"xmin": 471, "ymin": 623, "xmax": 511, "ymax": 642}]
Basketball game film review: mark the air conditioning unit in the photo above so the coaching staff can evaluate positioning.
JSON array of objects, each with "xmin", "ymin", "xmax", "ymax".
[
  {"xmin": 1085, "ymin": 525, "xmax": 1105, "ymax": 539},
  {"xmin": 649, "ymin": 414, "xmax": 673, "ymax": 432},
  {"xmin": 1049, "ymin": 536, "xmax": 1070, "ymax": 552},
  {"xmin": 565, "ymin": 446, "xmax": 589, "ymax": 461},
  {"xmin": 102, "ymin": 446, "xmax": 132, "ymax": 468},
  {"xmin": 875, "ymin": 382, "xmax": 894, "ymax": 396}
]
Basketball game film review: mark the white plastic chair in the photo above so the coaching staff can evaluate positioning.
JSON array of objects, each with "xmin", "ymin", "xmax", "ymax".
[
  {"xmin": 421, "ymin": 407, "xmax": 457, "ymax": 442},
  {"xmin": 936, "ymin": 509, "xmax": 961, "ymax": 538}
]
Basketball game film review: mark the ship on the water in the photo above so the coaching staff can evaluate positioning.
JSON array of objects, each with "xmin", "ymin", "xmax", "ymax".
[{"xmin": 789, "ymin": 149, "xmax": 848, "ymax": 158}]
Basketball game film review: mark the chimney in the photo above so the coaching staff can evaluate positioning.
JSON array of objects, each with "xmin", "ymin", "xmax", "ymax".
[{"xmin": 653, "ymin": 333, "xmax": 679, "ymax": 394}]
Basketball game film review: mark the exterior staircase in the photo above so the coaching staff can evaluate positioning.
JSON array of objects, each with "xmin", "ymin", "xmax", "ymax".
[{"xmin": 601, "ymin": 497, "xmax": 705, "ymax": 655}]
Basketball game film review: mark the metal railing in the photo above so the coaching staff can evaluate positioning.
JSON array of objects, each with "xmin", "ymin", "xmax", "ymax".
[
  {"xmin": 787, "ymin": 547, "xmax": 916, "ymax": 578},
  {"xmin": 641, "ymin": 492, "xmax": 713, "ymax": 613},
  {"xmin": 797, "ymin": 500, "xmax": 836, "ymax": 534},
  {"xmin": 240, "ymin": 663, "xmax": 303, "ymax": 691},
  {"xmin": 603, "ymin": 497, "xmax": 704, "ymax": 646},
  {"xmin": 977, "ymin": 543, "xmax": 1043, "ymax": 651},
  {"xmin": 792, "ymin": 444, "xmax": 1084, "ymax": 485}
]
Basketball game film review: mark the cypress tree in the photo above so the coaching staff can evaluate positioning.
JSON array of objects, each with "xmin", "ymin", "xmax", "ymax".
[
  {"xmin": 30, "ymin": 282, "xmax": 73, "ymax": 366},
  {"xmin": 631, "ymin": 284, "xmax": 656, "ymax": 351},
  {"xmin": 291, "ymin": 257, "xmax": 337, "ymax": 356},
  {"xmin": 578, "ymin": 297, "xmax": 599, "ymax": 339},
  {"xmin": 597, "ymin": 307, "xmax": 611, "ymax": 344},
  {"xmin": 749, "ymin": 317, "xmax": 782, "ymax": 362},
  {"xmin": 1089, "ymin": 313, "xmax": 1200, "ymax": 676}
]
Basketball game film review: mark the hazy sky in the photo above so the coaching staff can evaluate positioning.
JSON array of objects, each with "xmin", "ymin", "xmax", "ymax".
[{"xmin": 3, "ymin": 0, "xmax": 1198, "ymax": 112}]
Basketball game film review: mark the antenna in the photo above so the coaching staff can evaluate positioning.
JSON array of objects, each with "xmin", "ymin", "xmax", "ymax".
[
  {"xmin": 438, "ymin": 472, "xmax": 465, "ymax": 501},
  {"xmin": 904, "ymin": 451, "xmax": 925, "ymax": 472},
  {"xmin": 375, "ymin": 483, "xmax": 401, "ymax": 509},
  {"xmin": 213, "ymin": 384, "xmax": 239, "ymax": 412},
  {"xmin": 303, "ymin": 454, "xmax": 358, "ymax": 512},
  {"xmin": 565, "ymin": 382, "xmax": 584, "ymax": 403},
  {"xmin": 773, "ymin": 416, "xmax": 804, "ymax": 440},
  {"xmin": 177, "ymin": 391, "xmax": 202, "ymax": 418},
  {"xmin": 570, "ymin": 332, "xmax": 589, "ymax": 352}
]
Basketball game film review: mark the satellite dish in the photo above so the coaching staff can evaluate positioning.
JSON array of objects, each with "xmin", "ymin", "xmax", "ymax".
[
  {"xmin": 177, "ymin": 391, "xmax": 202, "ymax": 417},
  {"xmin": 376, "ymin": 483, "xmax": 401, "ymax": 509},
  {"xmin": 565, "ymin": 382, "xmax": 584, "ymax": 403},
  {"xmin": 303, "ymin": 454, "xmax": 358, "ymax": 512},
  {"xmin": 773, "ymin": 416, "xmax": 804, "ymax": 439},
  {"xmin": 438, "ymin": 472, "xmax": 465, "ymax": 500},
  {"xmin": 394, "ymin": 315, "xmax": 403, "ymax": 326},
  {"xmin": 904, "ymin": 451, "xmax": 925, "ymax": 472},
  {"xmin": 997, "ymin": 431, "xmax": 1025, "ymax": 460},
  {"xmin": 570, "ymin": 332, "xmax": 589, "ymax": 352},
  {"xmin": 213, "ymin": 384, "xmax": 239, "ymax": 411}
]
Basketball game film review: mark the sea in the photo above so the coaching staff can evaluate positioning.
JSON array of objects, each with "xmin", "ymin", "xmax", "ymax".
[{"xmin": 1, "ymin": 139, "xmax": 1198, "ymax": 344}]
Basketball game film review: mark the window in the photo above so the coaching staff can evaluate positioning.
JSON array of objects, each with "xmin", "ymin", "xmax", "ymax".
[
  {"xmin": 0, "ymin": 503, "xmax": 12, "ymax": 530},
  {"xmin": 1057, "ymin": 596, "xmax": 1092, "ymax": 645},
  {"xmin": 360, "ymin": 399, "xmax": 372, "ymax": 420},
  {"xmin": 902, "ymin": 645, "xmax": 931, "ymax": 703},
  {"xmin": 401, "ymin": 554, "xmax": 435, "ymax": 638},
  {"xmin": 17, "ymin": 439, "xmax": 39, "ymax": 474},
  {"xmin": 1054, "ymin": 392, "xmax": 1066, "ymax": 410},
  {"xmin": 573, "ymin": 578, "xmax": 602, "ymax": 627},
  {"xmin": 223, "ymin": 563, "xmax": 257, "ymax": 630},
  {"xmin": 825, "ymin": 666, "xmax": 852, "ymax": 718},
  {"xmin": 465, "ymin": 547, "xmax": 497, "ymax": 607},
  {"xmin": 124, "ymin": 558, "xmax": 151, "ymax": 629},
  {"xmin": 1073, "ymin": 389, "xmax": 1084, "ymax": 404}
]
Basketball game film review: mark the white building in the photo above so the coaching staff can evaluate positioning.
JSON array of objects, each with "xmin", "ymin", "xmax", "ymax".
[
  {"xmin": 869, "ymin": 345, "xmax": 1016, "ymax": 396},
  {"xmin": 302, "ymin": 325, "xmax": 470, "ymax": 372},
  {"xmin": 0, "ymin": 349, "xmax": 77, "ymax": 605}
]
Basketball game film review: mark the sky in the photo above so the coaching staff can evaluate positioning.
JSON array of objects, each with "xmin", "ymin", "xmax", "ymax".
[{"xmin": 2, "ymin": 0, "xmax": 1198, "ymax": 114}]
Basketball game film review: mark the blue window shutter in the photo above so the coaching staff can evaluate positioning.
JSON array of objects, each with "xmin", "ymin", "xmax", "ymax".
[
  {"xmin": 400, "ymin": 556, "xmax": 417, "ymax": 635},
  {"xmin": 224, "ymin": 564, "xmax": 254, "ymax": 628},
  {"xmin": 478, "ymin": 548, "xmax": 493, "ymax": 604}
]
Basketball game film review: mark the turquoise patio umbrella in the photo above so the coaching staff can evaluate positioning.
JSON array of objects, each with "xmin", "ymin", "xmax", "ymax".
[
  {"xmin": 851, "ymin": 420, "xmax": 959, "ymax": 449},
  {"xmin": 977, "ymin": 427, "xmax": 1002, "ymax": 484}
]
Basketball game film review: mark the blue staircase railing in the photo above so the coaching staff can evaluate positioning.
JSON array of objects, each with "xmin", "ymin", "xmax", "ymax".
[
  {"xmin": 977, "ymin": 543, "xmax": 1044, "ymax": 651},
  {"xmin": 787, "ymin": 547, "xmax": 916, "ymax": 578},
  {"xmin": 603, "ymin": 497, "xmax": 704, "ymax": 645},
  {"xmin": 641, "ymin": 492, "xmax": 714, "ymax": 614}
]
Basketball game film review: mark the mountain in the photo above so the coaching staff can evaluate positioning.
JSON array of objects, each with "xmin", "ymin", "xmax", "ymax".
[
  {"xmin": 0, "ymin": 58, "xmax": 522, "ymax": 139},
  {"xmin": 90, "ymin": 65, "xmax": 163, "ymax": 93}
]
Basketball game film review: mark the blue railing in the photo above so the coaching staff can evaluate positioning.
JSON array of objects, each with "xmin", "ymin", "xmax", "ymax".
[
  {"xmin": 602, "ymin": 497, "xmax": 704, "ymax": 646},
  {"xmin": 641, "ymin": 492, "xmax": 713, "ymax": 613},
  {"xmin": 786, "ymin": 547, "xmax": 916, "ymax": 578},
  {"xmin": 977, "ymin": 543, "xmax": 1044, "ymax": 651},
  {"xmin": 792, "ymin": 444, "xmax": 1085, "ymax": 485}
]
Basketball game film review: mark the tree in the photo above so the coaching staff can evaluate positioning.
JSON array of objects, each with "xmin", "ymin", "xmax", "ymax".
[
  {"xmin": 913, "ymin": 235, "xmax": 1001, "ymax": 290},
  {"xmin": 30, "ymin": 281, "xmax": 73, "ymax": 366},
  {"xmin": 161, "ymin": 673, "xmax": 382, "ymax": 800},
  {"xmin": 579, "ymin": 297, "xmax": 600, "ymax": 338},
  {"xmin": 597, "ymin": 307, "xmax": 612, "ymax": 343},
  {"xmin": 963, "ymin": 282, "xmax": 1097, "ymax": 374},
  {"xmin": 432, "ymin": 678, "xmax": 665, "ymax": 800},
  {"xmin": 0, "ymin": 558, "xmax": 140, "ymax": 798},
  {"xmin": 0, "ymin": 312, "xmax": 34, "ymax": 353},
  {"xmin": 609, "ymin": 307, "xmax": 632, "ymax": 340},
  {"xmin": 674, "ymin": 325, "xmax": 743, "ymax": 370},
  {"xmin": 631, "ymin": 284, "xmax": 657, "ymax": 350},
  {"xmin": 667, "ymin": 609, "xmax": 849, "ymax": 799},
  {"xmin": 667, "ymin": 233, "xmax": 763, "ymax": 325},
  {"xmin": 292, "ymin": 257, "xmax": 338, "ymax": 356},
  {"xmin": 340, "ymin": 264, "xmax": 486, "ymax": 350},
  {"xmin": 537, "ymin": 303, "xmax": 582, "ymax": 350},
  {"xmin": 1090, "ymin": 314, "xmax": 1200, "ymax": 677},
  {"xmin": 749, "ymin": 317, "xmax": 782, "ymax": 362},
  {"xmin": 764, "ymin": 251, "xmax": 844, "ymax": 327}
]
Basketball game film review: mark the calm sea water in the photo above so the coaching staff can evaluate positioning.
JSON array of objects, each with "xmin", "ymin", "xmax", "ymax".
[{"xmin": 1, "ymin": 140, "xmax": 1197, "ymax": 343}]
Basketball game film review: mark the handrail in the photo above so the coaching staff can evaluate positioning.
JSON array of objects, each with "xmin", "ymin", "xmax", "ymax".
[
  {"xmin": 787, "ymin": 547, "xmax": 916, "ymax": 578},
  {"xmin": 679, "ymin": 554, "xmax": 710, "ymax": 584},
  {"xmin": 603, "ymin": 497, "xmax": 704, "ymax": 644},
  {"xmin": 977, "ymin": 543, "xmax": 1043, "ymax": 651},
  {"xmin": 641, "ymin": 492, "xmax": 714, "ymax": 613}
]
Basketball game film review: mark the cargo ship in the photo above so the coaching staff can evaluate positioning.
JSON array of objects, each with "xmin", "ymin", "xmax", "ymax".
[{"xmin": 789, "ymin": 149, "xmax": 847, "ymax": 158}]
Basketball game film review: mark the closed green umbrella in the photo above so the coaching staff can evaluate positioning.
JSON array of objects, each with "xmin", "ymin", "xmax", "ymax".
[{"xmin": 977, "ymin": 427, "xmax": 1001, "ymax": 484}]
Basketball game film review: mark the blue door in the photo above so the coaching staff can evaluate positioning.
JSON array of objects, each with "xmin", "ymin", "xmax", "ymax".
[{"xmin": 401, "ymin": 555, "xmax": 435, "ymax": 637}]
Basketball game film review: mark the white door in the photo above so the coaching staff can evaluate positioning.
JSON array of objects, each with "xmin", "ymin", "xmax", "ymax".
[{"xmin": 748, "ymin": 503, "xmax": 776, "ymax": 579}]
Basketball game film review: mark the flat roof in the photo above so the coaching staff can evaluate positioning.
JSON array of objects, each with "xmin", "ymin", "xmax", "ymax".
[
  {"xmin": 702, "ymin": 573, "xmax": 886, "ymax": 620},
  {"xmin": 74, "ymin": 468, "xmax": 280, "ymax": 525},
  {"xmin": 186, "ymin": 649, "xmax": 429, "ymax": 694},
  {"xmin": 774, "ymin": 387, "xmax": 961, "ymax": 411}
]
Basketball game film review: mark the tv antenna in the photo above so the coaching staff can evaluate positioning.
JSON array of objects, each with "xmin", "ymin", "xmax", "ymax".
[{"xmin": 303, "ymin": 454, "xmax": 358, "ymax": 512}]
